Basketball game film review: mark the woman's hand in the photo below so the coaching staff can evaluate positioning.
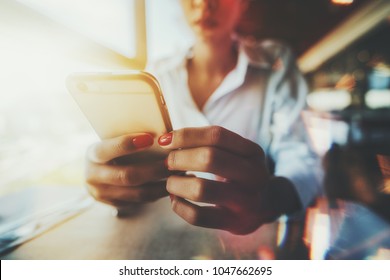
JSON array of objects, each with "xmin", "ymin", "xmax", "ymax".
[
  {"xmin": 159, "ymin": 126, "xmax": 294, "ymax": 235},
  {"xmin": 85, "ymin": 133, "xmax": 170, "ymax": 208}
]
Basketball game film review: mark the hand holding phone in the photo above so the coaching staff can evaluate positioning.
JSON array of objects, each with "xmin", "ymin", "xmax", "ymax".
[
  {"xmin": 66, "ymin": 71, "xmax": 172, "ymax": 162},
  {"xmin": 66, "ymin": 71, "xmax": 172, "ymax": 209}
]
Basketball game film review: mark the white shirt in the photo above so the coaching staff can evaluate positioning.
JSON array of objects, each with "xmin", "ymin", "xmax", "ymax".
[{"xmin": 148, "ymin": 40, "xmax": 322, "ymax": 209}]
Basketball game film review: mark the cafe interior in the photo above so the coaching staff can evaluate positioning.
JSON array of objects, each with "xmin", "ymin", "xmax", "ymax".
[{"xmin": 0, "ymin": 0, "xmax": 389, "ymax": 260}]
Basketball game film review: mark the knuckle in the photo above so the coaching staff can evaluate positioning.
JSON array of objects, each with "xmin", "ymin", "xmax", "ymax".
[
  {"xmin": 167, "ymin": 151, "xmax": 177, "ymax": 169},
  {"xmin": 88, "ymin": 185, "xmax": 107, "ymax": 202},
  {"xmin": 191, "ymin": 178, "xmax": 207, "ymax": 201},
  {"xmin": 87, "ymin": 143, "xmax": 103, "ymax": 163},
  {"xmin": 117, "ymin": 167, "xmax": 138, "ymax": 186},
  {"xmin": 172, "ymin": 128, "xmax": 188, "ymax": 148},
  {"xmin": 170, "ymin": 199, "xmax": 202, "ymax": 227},
  {"xmin": 85, "ymin": 167, "xmax": 94, "ymax": 184},
  {"xmin": 186, "ymin": 208, "xmax": 202, "ymax": 226},
  {"xmin": 175, "ymin": 128, "xmax": 186, "ymax": 145},
  {"xmin": 166, "ymin": 176, "xmax": 176, "ymax": 191},
  {"xmin": 209, "ymin": 126, "xmax": 224, "ymax": 145},
  {"xmin": 170, "ymin": 197, "xmax": 180, "ymax": 212},
  {"xmin": 115, "ymin": 136, "xmax": 133, "ymax": 154},
  {"xmin": 200, "ymin": 147, "xmax": 216, "ymax": 169},
  {"xmin": 93, "ymin": 191, "xmax": 107, "ymax": 202},
  {"xmin": 85, "ymin": 164, "xmax": 99, "ymax": 184}
]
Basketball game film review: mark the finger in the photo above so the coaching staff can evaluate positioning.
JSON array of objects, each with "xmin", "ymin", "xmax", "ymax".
[
  {"xmin": 88, "ymin": 133, "xmax": 154, "ymax": 164},
  {"xmin": 86, "ymin": 160, "xmax": 169, "ymax": 187},
  {"xmin": 166, "ymin": 147, "xmax": 266, "ymax": 184},
  {"xmin": 167, "ymin": 176, "xmax": 250, "ymax": 211},
  {"xmin": 159, "ymin": 126, "xmax": 264, "ymax": 158},
  {"xmin": 171, "ymin": 196, "xmax": 233, "ymax": 231},
  {"xmin": 171, "ymin": 197, "xmax": 262, "ymax": 235},
  {"xmin": 87, "ymin": 181, "xmax": 168, "ymax": 204}
]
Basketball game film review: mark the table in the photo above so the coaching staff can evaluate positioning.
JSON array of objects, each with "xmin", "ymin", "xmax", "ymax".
[
  {"xmin": 1, "ymin": 192, "xmax": 279, "ymax": 260},
  {"xmin": 1, "ymin": 187, "xmax": 389, "ymax": 260}
]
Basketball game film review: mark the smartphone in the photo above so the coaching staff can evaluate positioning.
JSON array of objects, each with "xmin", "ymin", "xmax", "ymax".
[{"xmin": 66, "ymin": 71, "xmax": 172, "ymax": 162}]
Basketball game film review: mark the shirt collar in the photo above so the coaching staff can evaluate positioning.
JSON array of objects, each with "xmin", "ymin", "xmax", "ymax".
[
  {"xmin": 173, "ymin": 42, "xmax": 269, "ymax": 111},
  {"xmin": 204, "ymin": 45, "xmax": 249, "ymax": 109}
]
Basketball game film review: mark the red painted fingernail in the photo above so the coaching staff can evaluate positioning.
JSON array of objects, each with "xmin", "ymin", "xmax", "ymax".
[
  {"xmin": 132, "ymin": 134, "xmax": 153, "ymax": 149},
  {"xmin": 158, "ymin": 132, "xmax": 173, "ymax": 146}
]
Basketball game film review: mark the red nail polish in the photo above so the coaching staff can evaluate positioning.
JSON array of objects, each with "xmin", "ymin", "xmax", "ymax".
[
  {"xmin": 133, "ymin": 134, "xmax": 153, "ymax": 149},
  {"xmin": 158, "ymin": 132, "xmax": 173, "ymax": 146}
]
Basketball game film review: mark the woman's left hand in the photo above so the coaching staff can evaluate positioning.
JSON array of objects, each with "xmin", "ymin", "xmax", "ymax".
[{"xmin": 158, "ymin": 126, "xmax": 281, "ymax": 235}]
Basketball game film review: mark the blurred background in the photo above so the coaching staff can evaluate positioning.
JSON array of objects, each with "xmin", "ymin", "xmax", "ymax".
[{"xmin": 0, "ymin": 0, "xmax": 190, "ymax": 195}]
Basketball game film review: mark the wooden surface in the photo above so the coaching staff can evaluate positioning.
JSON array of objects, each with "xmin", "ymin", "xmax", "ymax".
[{"xmin": 1, "ymin": 197, "xmax": 278, "ymax": 260}]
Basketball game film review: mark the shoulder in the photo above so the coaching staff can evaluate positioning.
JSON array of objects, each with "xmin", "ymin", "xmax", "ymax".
[
  {"xmin": 239, "ymin": 38, "xmax": 295, "ymax": 70},
  {"xmin": 240, "ymin": 39, "xmax": 307, "ymax": 105}
]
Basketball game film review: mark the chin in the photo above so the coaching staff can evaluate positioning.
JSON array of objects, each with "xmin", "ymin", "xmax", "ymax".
[{"xmin": 194, "ymin": 26, "xmax": 221, "ymax": 39}]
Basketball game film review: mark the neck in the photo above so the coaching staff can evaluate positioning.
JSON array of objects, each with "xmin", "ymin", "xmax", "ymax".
[{"xmin": 189, "ymin": 36, "xmax": 237, "ymax": 75}]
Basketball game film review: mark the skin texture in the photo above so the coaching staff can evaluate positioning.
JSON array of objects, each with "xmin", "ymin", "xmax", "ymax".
[
  {"xmin": 161, "ymin": 126, "xmax": 278, "ymax": 235},
  {"xmin": 85, "ymin": 0, "xmax": 301, "ymax": 234},
  {"xmin": 86, "ymin": 133, "xmax": 170, "ymax": 207}
]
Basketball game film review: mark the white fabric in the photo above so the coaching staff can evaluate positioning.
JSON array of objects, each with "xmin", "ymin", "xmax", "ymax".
[{"xmin": 147, "ymin": 40, "xmax": 323, "ymax": 209}]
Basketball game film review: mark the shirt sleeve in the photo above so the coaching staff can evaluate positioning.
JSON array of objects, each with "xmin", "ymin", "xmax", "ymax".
[{"xmin": 264, "ymin": 43, "xmax": 323, "ymax": 210}]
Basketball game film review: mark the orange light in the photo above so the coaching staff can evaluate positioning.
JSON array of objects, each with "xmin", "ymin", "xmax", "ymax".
[{"xmin": 332, "ymin": 0, "xmax": 354, "ymax": 5}]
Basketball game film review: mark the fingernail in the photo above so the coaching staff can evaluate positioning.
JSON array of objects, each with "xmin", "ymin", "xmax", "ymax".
[
  {"xmin": 169, "ymin": 194, "xmax": 175, "ymax": 202},
  {"xmin": 133, "ymin": 134, "xmax": 153, "ymax": 149},
  {"xmin": 158, "ymin": 132, "xmax": 173, "ymax": 146}
]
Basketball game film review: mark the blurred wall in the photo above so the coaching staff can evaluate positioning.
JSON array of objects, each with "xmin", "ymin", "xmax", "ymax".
[{"xmin": 237, "ymin": 0, "xmax": 370, "ymax": 55}]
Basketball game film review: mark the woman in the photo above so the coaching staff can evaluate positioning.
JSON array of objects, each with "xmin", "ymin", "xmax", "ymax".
[{"xmin": 86, "ymin": 0, "xmax": 321, "ymax": 235}]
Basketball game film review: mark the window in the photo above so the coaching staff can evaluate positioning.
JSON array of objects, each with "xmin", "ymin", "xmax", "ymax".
[{"xmin": 0, "ymin": 0, "xmax": 190, "ymax": 194}]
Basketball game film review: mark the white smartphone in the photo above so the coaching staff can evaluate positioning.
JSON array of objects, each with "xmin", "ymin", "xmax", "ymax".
[{"xmin": 66, "ymin": 71, "xmax": 173, "ymax": 162}]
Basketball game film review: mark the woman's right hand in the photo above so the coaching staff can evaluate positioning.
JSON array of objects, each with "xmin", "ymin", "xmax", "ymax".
[{"xmin": 85, "ymin": 133, "xmax": 171, "ymax": 208}]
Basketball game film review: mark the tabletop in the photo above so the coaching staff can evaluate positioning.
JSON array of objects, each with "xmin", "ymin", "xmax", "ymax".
[
  {"xmin": 0, "ymin": 188, "xmax": 279, "ymax": 260},
  {"xmin": 1, "ymin": 185, "xmax": 389, "ymax": 260}
]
